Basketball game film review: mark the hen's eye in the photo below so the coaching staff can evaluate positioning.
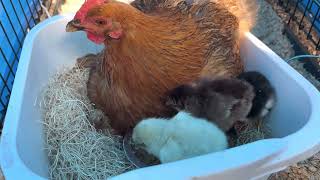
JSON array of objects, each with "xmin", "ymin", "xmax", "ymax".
[{"xmin": 95, "ymin": 20, "xmax": 105, "ymax": 25}]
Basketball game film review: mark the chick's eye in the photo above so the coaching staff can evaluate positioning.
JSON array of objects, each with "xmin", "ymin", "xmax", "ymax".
[{"xmin": 95, "ymin": 20, "xmax": 105, "ymax": 25}]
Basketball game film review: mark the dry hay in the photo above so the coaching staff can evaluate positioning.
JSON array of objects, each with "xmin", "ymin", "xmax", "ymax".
[
  {"xmin": 40, "ymin": 66, "xmax": 134, "ymax": 180},
  {"xmin": 234, "ymin": 119, "xmax": 271, "ymax": 146},
  {"xmin": 39, "ymin": 65, "xmax": 271, "ymax": 173},
  {"xmin": 224, "ymin": 118, "xmax": 271, "ymax": 148},
  {"xmin": 39, "ymin": 65, "xmax": 272, "ymax": 178}
]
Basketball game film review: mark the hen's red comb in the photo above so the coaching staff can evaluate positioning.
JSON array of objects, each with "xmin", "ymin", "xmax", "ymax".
[{"xmin": 75, "ymin": 0, "xmax": 108, "ymax": 21}]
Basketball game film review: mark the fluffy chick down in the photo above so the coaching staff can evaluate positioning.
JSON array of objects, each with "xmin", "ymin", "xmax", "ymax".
[
  {"xmin": 165, "ymin": 77, "xmax": 255, "ymax": 132},
  {"xmin": 132, "ymin": 111, "xmax": 228, "ymax": 163}
]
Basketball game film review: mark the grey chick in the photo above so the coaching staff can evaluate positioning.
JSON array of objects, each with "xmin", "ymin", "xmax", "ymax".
[
  {"xmin": 237, "ymin": 71, "xmax": 275, "ymax": 119},
  {"xmin": 165, "ymin": 77, "xmax": 255, "ymax": 132}
]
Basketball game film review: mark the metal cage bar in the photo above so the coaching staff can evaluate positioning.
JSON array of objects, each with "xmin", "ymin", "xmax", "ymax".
[
  {"xmin": 0, "ymin": 0, "xmax": 23, "ymax": 47},
  {"xmin": 278, "ymin": 0, "xmax": 320, "ymax": 49},
  {"xmin": 0, "ymin": 0, "xmax": 42, "ymax": 123},
  {"xmin": 7, "ymin": 0, "xmax": 27, "ymax": 36},
  {"xmin": 25, "ymin": 0, "xmax": 38, "ymax": 23},
  {"xmin": 17, "ymin": 0, "xmax": 33, "ymax": 29}
]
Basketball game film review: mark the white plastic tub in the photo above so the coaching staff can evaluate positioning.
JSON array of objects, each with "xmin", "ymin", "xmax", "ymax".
[{"xmin": 1, "ymin": 15, "xmax": 320, "ymax": 180}]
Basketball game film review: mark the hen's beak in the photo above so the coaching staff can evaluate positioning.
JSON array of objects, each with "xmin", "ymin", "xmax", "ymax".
[{"xmin": 66, "ymin": 19, "xmax": 84, "ymax": 32}]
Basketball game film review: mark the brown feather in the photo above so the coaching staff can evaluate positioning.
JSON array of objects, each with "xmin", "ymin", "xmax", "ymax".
[{"xmin": 81, "ymin": 1, "xmax": 255, "ymax": 134}]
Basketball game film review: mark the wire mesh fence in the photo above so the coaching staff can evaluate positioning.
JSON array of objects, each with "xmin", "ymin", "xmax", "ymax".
[
  {"xmin": 278, "ymin": 0, "xmax": 320, "ymax": 49},
  {"xmin": 0, "ymin": 0, "xmax": 42, "ymax": 123}
]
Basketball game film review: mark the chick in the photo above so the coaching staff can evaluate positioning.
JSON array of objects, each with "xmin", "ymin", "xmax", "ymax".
[
  {"xmin": 165, "ymin": 77, "xmax": 255, "ymax": 132},
  {"xmin": 132, "ymin": 111, "xmax": 228, "ymax": 163},
  {"xmin": 237, "ymin": 71, "xmax": 275, "ymax": 119},
  {"xmin": 132, "ymin": 118, "xmax": 169, "ymax": 157}
]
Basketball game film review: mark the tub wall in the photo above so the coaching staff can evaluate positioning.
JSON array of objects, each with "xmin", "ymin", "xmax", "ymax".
[
  {"xmin": 240, "ymin": 35, "xmax": 312, "ymax": 137},
  {"xmin": 15, "ymin": 17, "xmax": 103, "ymax": 177}
]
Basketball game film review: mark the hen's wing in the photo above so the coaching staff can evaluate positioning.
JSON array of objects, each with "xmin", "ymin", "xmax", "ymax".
[
  {"xmin": 76, "ymin": 52, "xmax": 103, "ymax": 68},
  {"xmin": 130, "ymin": 0, "xmax": 256, "ymax": 78},
  {"xmin": 130, "ymin": 0, "xmax": 256, "ymax": 28},
  {"xmin": 130, "ymin": 0, "xmax": 172, "ymax": 13}
]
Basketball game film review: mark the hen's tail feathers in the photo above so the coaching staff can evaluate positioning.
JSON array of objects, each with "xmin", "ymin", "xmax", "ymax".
[
  {"xmin": 237, "ymin": 71, "xmax": 276, "ymax": 120},
  {"xmin": 219, "ymin": 0, "xmax": 258, "ymax": 36}
]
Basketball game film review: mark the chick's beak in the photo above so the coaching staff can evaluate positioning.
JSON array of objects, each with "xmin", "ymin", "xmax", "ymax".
[{"xmin": 66, "ymin": 19, "xmax": 84, "ymax": 32}]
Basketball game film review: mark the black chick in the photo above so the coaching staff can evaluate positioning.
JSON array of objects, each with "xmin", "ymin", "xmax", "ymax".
[
  {"xmin": 237, "ymin": 71, "xmax": 275, "ymax": 119},
  {"xmin": 165, "ymin": 77, "xmax": 255, "ymax": 132}
]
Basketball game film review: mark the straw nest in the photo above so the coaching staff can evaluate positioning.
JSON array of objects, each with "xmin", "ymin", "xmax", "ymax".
[
  {"xmin": 40, "ymin": 65, "xmax": 270, "ymax": 178},
  {"xmin": 233, "ymin": 119, "xmax": 271, "ymax": 146},
  {"xmin": 40, "ymin": 66, "xmax": 134, "ymax": 180}
]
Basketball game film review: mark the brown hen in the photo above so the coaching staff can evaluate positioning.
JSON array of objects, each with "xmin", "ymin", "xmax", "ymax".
[{"xmin": 66, "ymin": 0, "xmax": 256, "ymax": 134}]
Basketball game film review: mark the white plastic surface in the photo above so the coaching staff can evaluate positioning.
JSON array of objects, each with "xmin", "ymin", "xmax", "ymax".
[{"xmin": 1, "ymin": 15, "xmax": 320, "ymax": 180}]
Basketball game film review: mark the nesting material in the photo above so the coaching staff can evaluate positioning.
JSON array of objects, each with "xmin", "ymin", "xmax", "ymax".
[
  {"xmin": 40, "ymin": 66, "xmax": 134, "ymax": 180},
  {"xmin": 40, "ymin": 64, "xmax": 272, "ymax": 177},
  {"xmin": 234, "ymin": 119, "xmax": 271, "ymax": 146}
]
